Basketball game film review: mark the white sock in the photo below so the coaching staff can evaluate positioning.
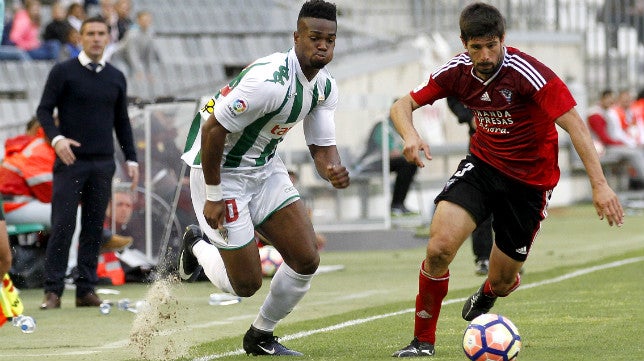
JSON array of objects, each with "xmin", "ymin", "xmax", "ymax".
[
  {"xmin": 192, "ymin": 240, "xmax": 237, "ymax": 295},
  {"xmin": 252, "ymin": 262, "xmax": 313, "ymax": 332}
]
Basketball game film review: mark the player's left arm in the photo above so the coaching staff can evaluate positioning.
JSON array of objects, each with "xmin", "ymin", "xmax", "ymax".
[
  {"xmin": 303, "ymin": 82, "xmax": 349, "ymax": 189},
  {"xmin": 555, "ymin": 108, "xmax": 624, "ymax": 226},
  {"xmin": 308, "ymin": 144, "xmax": 349, "ymax": 189}
]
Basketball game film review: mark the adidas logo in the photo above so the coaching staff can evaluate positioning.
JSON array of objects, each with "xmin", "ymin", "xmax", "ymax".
[
  {"xmin": 416, "ymin": 310, "xmax": 432, "ymax": 319},
  {"xmin": 516, "ymin": 246, "xmax": 527, "ymax": 255},
  {"xmin": 480, "ymin": 92, "xmax": 491, "ymax": 102}
]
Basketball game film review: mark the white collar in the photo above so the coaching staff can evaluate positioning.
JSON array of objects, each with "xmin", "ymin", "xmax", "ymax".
[{"xmin": 78, "ymin": 51, "xmax": 106, "ymax": 72}]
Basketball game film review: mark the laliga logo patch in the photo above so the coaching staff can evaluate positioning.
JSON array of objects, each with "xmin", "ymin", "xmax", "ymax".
[{"xmin": 228, "ymin": 99, "xmax": 248, "ymax": 116}]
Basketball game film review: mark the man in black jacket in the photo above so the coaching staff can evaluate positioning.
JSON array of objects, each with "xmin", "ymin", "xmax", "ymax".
[{"xmin": 37, "ymin": 16, "xmax": 139, "ymax": 309}]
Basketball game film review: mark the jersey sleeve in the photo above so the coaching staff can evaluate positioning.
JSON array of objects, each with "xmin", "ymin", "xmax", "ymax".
[
  {"xmin": 303, "ymin": 78, "xmax": 338, "ymax": 146},
  {"xmin": 409, "ymin": 69, "xmax": 452, "ymax": 107},
  {"xmin": 531, "ymin": 76, "xmax": 576, "ymax": 121},
  {"xmin": 213, "ymin": 67, "xmax": 284, "ymax": 133}
]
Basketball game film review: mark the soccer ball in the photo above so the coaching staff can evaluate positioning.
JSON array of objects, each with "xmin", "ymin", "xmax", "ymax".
[
  {"xmin": 462, "ymin": 313, "xmax": 521, "ymax": 361},
  {"xmin": 259, "ymin": 246, "xmax": 283, "ymax": 277}
]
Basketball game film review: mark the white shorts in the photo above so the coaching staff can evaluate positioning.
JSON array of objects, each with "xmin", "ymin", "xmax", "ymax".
[{"xmin": 190, "ymin": 157, "xmax": 300, "ymax": 249}]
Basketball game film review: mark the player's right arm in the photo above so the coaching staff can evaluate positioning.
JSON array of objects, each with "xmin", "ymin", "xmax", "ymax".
[
  {"xmin": 390, "ymin": 95, "xmax": 432, "ymax": 168},
  {"xmin": 200, "ymin": 113, "xmax": 229, "ymax": 231}
]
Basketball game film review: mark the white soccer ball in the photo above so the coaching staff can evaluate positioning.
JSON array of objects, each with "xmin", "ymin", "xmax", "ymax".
[
  {"xmin": 259, "ymin": 246, "xmax": 283, "ymax": 277},
  {"xmin": 463, "ymin": 313, "xmax": 521, "ymax": 361}
]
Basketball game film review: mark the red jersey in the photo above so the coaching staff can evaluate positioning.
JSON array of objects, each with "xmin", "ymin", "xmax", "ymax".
[{"xmin": 410, "ymin": 47, "xmax": 576, "ymax": 190}]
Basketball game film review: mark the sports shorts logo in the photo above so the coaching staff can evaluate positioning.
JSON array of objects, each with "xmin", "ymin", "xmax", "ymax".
[
  {"xmin": 227, "ymin": 99, "xmax": 248, "ymax": 116},
  {"xmin": 515, "ymin": 246, "xmax": 527, "ymax": 255}
]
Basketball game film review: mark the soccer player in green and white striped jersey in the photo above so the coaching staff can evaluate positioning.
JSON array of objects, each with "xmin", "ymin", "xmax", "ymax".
[{"xmin": 179, "ymin": 0, "xmax": 350, "ymax": 356}]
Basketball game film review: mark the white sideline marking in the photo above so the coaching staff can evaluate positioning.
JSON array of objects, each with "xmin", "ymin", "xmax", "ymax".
[{"xmin": 193, "ymin": 256, "xmax": 644, "ymax": 361}]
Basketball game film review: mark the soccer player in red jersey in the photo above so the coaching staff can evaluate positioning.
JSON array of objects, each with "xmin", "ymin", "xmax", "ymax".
[{"xmin": 391, "ymin": 2, "xmax": 624, "ymax": 357}]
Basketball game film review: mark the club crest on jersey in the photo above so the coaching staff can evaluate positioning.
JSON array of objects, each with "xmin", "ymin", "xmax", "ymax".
[
  {"xmin": 227, "ymin": 98, "xmax": 248, "ymax": 116},
  {"xmin": 499, "ymin": 89, "xmax": 513, "ymax": 103}
]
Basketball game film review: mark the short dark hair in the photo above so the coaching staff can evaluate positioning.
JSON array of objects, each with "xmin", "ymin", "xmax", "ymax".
[
  {"xmin": 80, "ymin": 16, "xmax": 108, "ymax": 34},
  {"xmin": 298, "ymin": 0, "xmax": 337, "ymax": 22},
  {"xmin": 459, "ymin": 2, "xmax": 505, "ymax": 42}
]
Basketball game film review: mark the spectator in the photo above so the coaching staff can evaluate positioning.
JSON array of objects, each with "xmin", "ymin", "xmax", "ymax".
[
  {"xmin": 83, "ymin": 0, "xmax": 99, "ymax": 14},
  {"xmin": 103, "ymin": 186, "xmax": 135, "ymax": 243},
  {"xmin": 65, "ymin": 2, "xmax": 85, "ymax": 32},
  {"xmin": 110, "ymin": 10, "xmax": 159, "ymax": 98},
  {"xmin": 629, "ymin": 88, "xmax": 644, "ymax": 145},
  {"xmin": 57, "ymin": 26, "xmax": 81, "ymax": 61},
  {"xmin": 42, "ymin": 1, "xmax": 72, "ymax": 44},
  {"xmin": 587, "ymin": 89, "xmax": 644, "ymax": 189},
  {"xmin": 97, "ymin": 0, "xmax": 118, "ymax": 50},
  {"xmin": 0, "ymin": 0, "xmax": 32, "ymax": 61},
  {"xmin": 446, "ymin": 96, "xmax": 493, "ymax": 275},
  {"xmin": 0, "ymin": 117, "xmax": 55, "ymax": 227},
  {"xmin": 97, "ymin": 185, "xmax": 135, "ymax": 285},
  {"xmin": 9, "ymin": 0, "xmax": 60, "ymax": 60},
  {"xmin": 609, "ymin": 89, "xmax": 637, "ymax": 146},
  {"xmin": 114, "ymin": 0, "xmax": 131, "ymax": 41},
  {"xmin": 36, "ymin": 16, "xmax": 139, "ymax": 310},
  {"xmin": 354, "ymin": 104, "xmax": 419, "ymax": 216}
]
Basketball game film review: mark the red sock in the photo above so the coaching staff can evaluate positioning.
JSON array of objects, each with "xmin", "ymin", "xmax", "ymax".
[{"xmin": 414, "ymin": 262, "xmax": 449, "ymax": 344}]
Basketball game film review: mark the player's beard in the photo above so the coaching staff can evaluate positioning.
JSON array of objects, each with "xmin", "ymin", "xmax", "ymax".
[
  {"xmin": 476, "ymin": 59, "xmax": 501, "ymax": 76},
  {"xmin": 475, "ymin": 61, "xmax": 501, "ymax": 79}
]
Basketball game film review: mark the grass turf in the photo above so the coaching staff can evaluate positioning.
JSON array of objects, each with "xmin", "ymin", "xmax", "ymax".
[{"xmin": 1, "ymin": 204, "xmax": 642, "ymax": 360}]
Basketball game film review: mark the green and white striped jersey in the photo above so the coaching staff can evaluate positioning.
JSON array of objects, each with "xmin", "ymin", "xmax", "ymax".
[{"xmin": 181, "ymin": 48, "xmax": 338, "ymax": 169}]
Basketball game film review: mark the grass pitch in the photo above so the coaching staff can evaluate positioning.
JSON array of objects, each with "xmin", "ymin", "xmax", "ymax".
[{"xmin": 0, "ymin": 204, "xmax": 642, "ymax": 360}]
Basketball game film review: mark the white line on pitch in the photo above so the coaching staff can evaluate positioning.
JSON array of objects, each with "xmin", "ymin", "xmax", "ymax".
[{"xmin": 193, "ymin": 256, "xmax": 644, "ymax": 361}]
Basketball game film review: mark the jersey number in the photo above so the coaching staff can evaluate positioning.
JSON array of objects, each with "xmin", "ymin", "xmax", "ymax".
[
  {"xmin": 454, "ymin": 162, "xmax": 474, "ymax": 177},
  {"xmin": 224, "ymin": 199, "xmax": 239, "ymax": 223}
]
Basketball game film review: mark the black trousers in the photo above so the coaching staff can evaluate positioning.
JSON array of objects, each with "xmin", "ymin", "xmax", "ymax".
[
  {"xmin": 44, "ymin": 157, "xmax": 115, "ymax": 297},
  {"xmin": 472, "ymin": 215, "xmax": 493, "ymax": 262},
  {"xmin": 390, "ymin": 156, "xmax": 418, "ymax": 208}
]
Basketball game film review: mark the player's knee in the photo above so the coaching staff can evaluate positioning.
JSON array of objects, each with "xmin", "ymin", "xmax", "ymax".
[
  {"xmin": 426, "ymin": 237, "xmax": 458, "ymax": 267},
  {"xmin": 285, "ymin": 252, "xmax": 319, "ymax": 275},
  {"xmin": 231, "ymin": 278, "xmax": 262, "ymax": 297}
]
